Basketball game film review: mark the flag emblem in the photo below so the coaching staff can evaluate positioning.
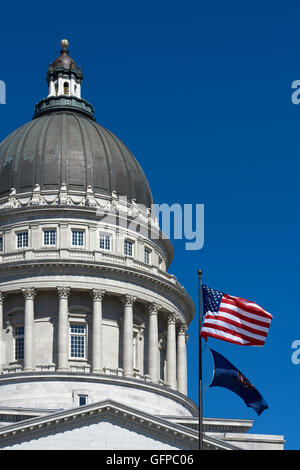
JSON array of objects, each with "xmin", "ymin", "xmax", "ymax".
[
  {"xmin": 237, "ymin": 371, "xmax": 255, "ymax": 390},
  {"xmin": 209, "ymin": 349, "xmax": 268, "ymax": 416},
  {"xmin": 201, "ymin": 285, "xmax": 273, "ymax": 346}
]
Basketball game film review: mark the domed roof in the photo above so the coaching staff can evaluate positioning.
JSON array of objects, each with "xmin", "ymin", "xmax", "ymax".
[
  {"xmin": 52, "ymin": 54, "xmax": 77, "ymax": 72},
  {"xmin": 48, "ymin": 39, "xmax": 82, "ymax": 78},
  {"xmin": 0, "ymin": 111, "xmax": 153, "ymax": 208}
]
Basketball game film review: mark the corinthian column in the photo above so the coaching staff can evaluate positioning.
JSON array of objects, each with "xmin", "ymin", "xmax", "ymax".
[
  {"xmin": 148, "ymin": 302, "xmax": 161, "ymax": 383},
  {"xmin": 122, "ymin": 295, "xmax": 136, "ymax": 377},
  {"xmin": 177, "ymin": 324, "xmax": 188, "ymax": 395},
  {"xmin": 91, "ymin": 289, "xmax": 105, "ymax": 373},
  {"xmin": 57, "ymin": 287, "xmax": 70, "ymax": 371},
  {"xmin": 22, "ymin": 288, "xmax": 36, "ymax": 372},
  {"xmin": 167, "ymin": 313, "xmax": 177, "ymax": 389},
  {"xmin": 0, "ymin": 293, "xmax": 4, "ymax": 374}
]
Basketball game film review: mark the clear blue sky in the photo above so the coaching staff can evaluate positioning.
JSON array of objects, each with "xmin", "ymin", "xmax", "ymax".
[{"xmin": 1, "ymin": 0, "xmax": 299, "ymax": 450}]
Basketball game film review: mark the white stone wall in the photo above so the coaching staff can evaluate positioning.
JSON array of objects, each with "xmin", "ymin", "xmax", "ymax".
[
  {"xmin": 2, "ymin": 419, "xmax": 182, "ymax": 450},
  {"xmin": 0, "ymin": 210, "xmax": 168, "ymax": 273},
  {"xmin": 0, "ymin": 377, "xmax": 195, "ymax": 417}
]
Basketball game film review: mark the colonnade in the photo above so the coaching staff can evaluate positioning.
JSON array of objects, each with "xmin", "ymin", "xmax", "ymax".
[{"xmin": 0, "ymin": 290, "xmax": 188, "ymax": 394}]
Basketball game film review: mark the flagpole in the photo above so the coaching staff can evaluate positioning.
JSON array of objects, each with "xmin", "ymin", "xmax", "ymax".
[{"xmin": 198, "ymin": 269, "xmax": 204, "ymax": 451}]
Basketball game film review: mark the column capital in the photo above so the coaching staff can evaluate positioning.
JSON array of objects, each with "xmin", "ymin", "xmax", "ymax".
[
  {"xmin": 122, "ymin": 295, "xmax": 136, "ymax": 308},
  {"xmin": 91, "ymin": 289, "xmax": 106, "ymax": 301},
  {"xmin": 22, "ymin": 288, "xmax": 36, "ymax": 300},
  {"xmin": 148, "ymin": 302, "xmax": 162, "ymax": 315},
  {"xmin": 57, "ymin": 287, "xmax": 70, "ymax": 299},
  {"xmin": 0, "ymin": 292, "xmax": 5, "ymax": 304},
  {"xmin": 168, "ymin": 312, "xmax": 177, "ymax": 325},
  {"xmin": 178, "ymin": 324, "xmax": 188, "ymax": 335}
]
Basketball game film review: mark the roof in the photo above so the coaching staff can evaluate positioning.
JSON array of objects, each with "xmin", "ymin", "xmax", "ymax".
[
  {"xmin": 0, "ymin": 111, "xmax": 153, "ymax": 208},
  {"xmin": 0, "ymin": 402, "xmax": 285, "ymax": 450},
  {"xmin": 0, "ymin": 399, "xmax": 201, "ymax": 450},
  {"xmin": 47, "ymin": 39, "xmax": 82, "ymax": 80}
]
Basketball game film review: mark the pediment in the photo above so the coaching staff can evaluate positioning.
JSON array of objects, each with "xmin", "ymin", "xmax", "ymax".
[{"xmin": 0, "ymin": 400, "xmax": 199, "ymax": 450}]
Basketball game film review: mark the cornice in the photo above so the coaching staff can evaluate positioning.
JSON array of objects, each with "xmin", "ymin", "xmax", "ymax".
[
  {"xmin": 0, "ymin": 399, "xmax": 199, "ymax": 450},
  {"xmin": 0, "ymin": 398, "xmax": 246, "ymax": 450}
]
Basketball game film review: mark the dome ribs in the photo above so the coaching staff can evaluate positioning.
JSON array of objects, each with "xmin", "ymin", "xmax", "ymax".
[
  {"xmin": 103, "ymin": 127, "xmax": 134, "ymax": 202},
  {"xmin": 36, "ymin": 115, "xmax": 54, "ymax": 190},
  {"xmin": 13, "ymin": 119, "xmax": 40, "ymax": 192},
  {"xmin": 74, "ymin": 115, "xmax": 94, "ymax": 190},
  {"xmin": 64, "ymin": 113, "xmax": 87, "ymax": 189},
  {"xmin": 0, "ymin": 124, "xmax": 28, "ymax": 194},
  {"xmin": 42, "ymin": 113, "xmax": 63, "ymax": 188},
  {"xmin": 0, "ymin": 113, "xmax": 153, "ymax": 208},
  {"xmin": 91, "ymin": 120, "xmax": 115, "ymax": 194}
]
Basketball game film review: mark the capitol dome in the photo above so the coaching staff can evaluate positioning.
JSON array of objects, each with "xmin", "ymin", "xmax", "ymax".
[
  {"xmin": 0, "ymin": 40, "xmax": 197, "ymax": 450},
  {"xmin": 0, "ymin": 38, "xmax": 153, "ymax": 207},
  {"xmin": 0, "ymin": 112, "xmax": 153, "ymax": 207}
]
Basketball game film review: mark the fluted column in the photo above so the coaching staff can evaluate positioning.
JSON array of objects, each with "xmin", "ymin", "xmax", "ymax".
[
  {"xmin": 22, "ymin": 288, "xmax": 36, "ymax": 372},
  {"xmin": 148, "ymin": 303, "xmax": 161, "ymax": 383},
  {"xmin": 57, "ymin": 287, "xmax": 70, "ymax": 371},
  {"xmin": 167, "ymin": 313, "xmax": 177, "ymax": 389},
  {"xmin": 122, "ymin": 295, "xmax": 136, "ymax": 377},
  {"xmin": 137, "ymin": 323, "xmax": 145, "ymax": 375},
  {"xmin": 91, "ymin": 289, "xmax": 105, "ymax": 373},
  {"xmin": 177, "ymin": 324, "xmax": 188, "ymax": 395},
  {"xmin": 0, "ymin": 293, "xmax": 4, "ymax": 374},
  {"xmin": 185, "ymin": 334, "xmax": 189, "ymax": 395}
]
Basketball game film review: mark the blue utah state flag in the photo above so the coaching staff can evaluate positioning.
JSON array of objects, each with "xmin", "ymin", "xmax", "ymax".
[{"xmin": 209, "ymin": 349, "xmax": 268, "ymax": 416}]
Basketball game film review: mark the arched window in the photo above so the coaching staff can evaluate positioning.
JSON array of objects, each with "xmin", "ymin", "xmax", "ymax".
[{"xmin": 64, "ymin": 82, "xmax": 69, "ymax": 96}]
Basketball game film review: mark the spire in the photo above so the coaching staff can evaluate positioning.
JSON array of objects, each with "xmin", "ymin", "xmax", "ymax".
[{"xmin": 33, "ymin": 39, "xmax": 94, "ymax": 120}]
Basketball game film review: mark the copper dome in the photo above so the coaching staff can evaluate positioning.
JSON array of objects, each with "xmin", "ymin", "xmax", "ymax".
[{"xmin": 0, "ymin": 111, "xmax": 153, "ymax": 208}]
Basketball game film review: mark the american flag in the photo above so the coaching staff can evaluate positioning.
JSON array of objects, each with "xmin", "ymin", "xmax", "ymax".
[{"xmin": 201, "ymin": 285, "xmax": 273, "ymax": 346}]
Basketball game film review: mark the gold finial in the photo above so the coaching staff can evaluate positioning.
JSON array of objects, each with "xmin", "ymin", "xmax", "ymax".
[{"xmin": 60, "ymin": 39, "xmax": 69, "ymax": 50}]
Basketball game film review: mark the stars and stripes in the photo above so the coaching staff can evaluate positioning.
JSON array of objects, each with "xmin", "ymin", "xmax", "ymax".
[{"xmin": 201, "ymin": 285, "xmax": 273, "ymax": 346}]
